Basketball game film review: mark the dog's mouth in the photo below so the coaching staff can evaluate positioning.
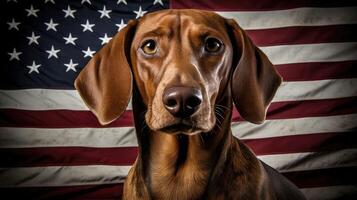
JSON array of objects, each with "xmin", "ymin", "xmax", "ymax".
[{"xmin": 159, "ymin": 121, "xmax": 203, "ymax": 135}]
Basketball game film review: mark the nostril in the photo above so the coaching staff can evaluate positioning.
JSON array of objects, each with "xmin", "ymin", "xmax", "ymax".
[
  {"xmin": 167, "ymin": 99, "xmax": 177, "ymax": 107},
  {"xmin": 187, "ymin": 96, "xmax": 202, "ymax": 109}
]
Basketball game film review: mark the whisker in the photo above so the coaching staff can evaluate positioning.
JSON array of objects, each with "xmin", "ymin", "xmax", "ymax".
[{"xmin": 216, "ymin": 104, "xmax": 230, "ymax": 111}]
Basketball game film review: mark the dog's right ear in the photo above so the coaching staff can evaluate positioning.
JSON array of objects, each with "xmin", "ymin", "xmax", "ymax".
[
  {"xmin": 75, "ymin": 20, "xmax": 137, "ymax": 125},
  {"xmin": 226, "ymin": 19, "xmax": 282, "ymax": 124}
]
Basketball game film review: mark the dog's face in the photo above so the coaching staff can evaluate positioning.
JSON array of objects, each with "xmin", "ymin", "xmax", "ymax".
[
  {"xmin": 75, "ymin": 9, "xmax": 282, "ymax": 135},
  {"xmin": 130, "ymin": 10, "xmax": 233, "ymax": 135}
]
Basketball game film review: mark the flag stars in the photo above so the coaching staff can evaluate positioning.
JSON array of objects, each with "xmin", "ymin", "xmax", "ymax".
[
  {"xmin": 27, "ymin": 32, "xmax": 41, "ymax": 45},
  {"xmin": 98, "ymin": 5, "xmax": 112, "ymax": 18},
  {"xmin": 63, "ymin": 33, "xmax": 78, "ymax": 45},
  {"xmin": 81, "ymin": 0, "xmax": 91, "ymax": 4},
  {"xmin": 99, "ymin": 33, "xmax": 112, "ymax": 45},
  {"xmin": 134, "ymin": 6, "xmax": 147, "ymax": 19},
  {"xmin": 153, "ymin": 0, "xmax": 163, "ymax": 6},
  {"xmin": 7, "ymin": 18, "xmax": 20, "ymax": 30},
  {"xmin": 46, "ymin": 45, "xmax": 60, "ymax": 59},
  {"xmin": 117, "ymin": 0, "xmax": 127, "ymax": 5},
  {"xmin": 63, "ymin": 5, "xmax": 76, "ymax": 18},
  {"xmin": 64, "ymin": 59, "xmax": 78, "ymax": 72},
  {"xmin": 45, "ymin": 18, "xmax": 59, "ymax": 31},
  {"xmin": 44, "ymin": 0, "xmax": 55, "ymax": 4},
  {"xmin": 27, "ymin": 61, "xmax": 41, "ymax": 74},
  {"xmin": 8, "ymin": 48, "xmax": 22, "ymax": 61},
  {"xmin": 82, "ymin": 47, "xmax": 95, "ymax": 58},
  {"xmin": 81, "ymin": 20, "xmax": 95, "ymax": 32},
  {"xmin": 116, "ymin": 19, "xmax": 126, "ymax": 32},
  {"xmin": 25, "ymin": 5, "xmax": 40, "ymax": 17}
]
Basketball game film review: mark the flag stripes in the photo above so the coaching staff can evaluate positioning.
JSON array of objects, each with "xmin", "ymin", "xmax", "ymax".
[
  {"xmin": 217, "ymin": 7, "xmax": 357, "ymax": 30},
  {"xmin": 2, "ymin": 78, "xmax": 357, "ymax": 110},
  {"xmin": 2, "ymin": 0, "xmax": 356, "ymax": 199}
]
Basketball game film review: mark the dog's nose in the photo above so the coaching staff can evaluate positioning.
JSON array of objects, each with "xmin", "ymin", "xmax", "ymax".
[{"xmin": 163, "ymin": 87, "xmax": 202, "ymax": 118}]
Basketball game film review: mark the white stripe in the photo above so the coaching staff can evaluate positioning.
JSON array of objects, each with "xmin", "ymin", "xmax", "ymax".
[
  {"xmin": 217, "ymin": 7, "xmax": 357, "ymax": 30},
  {"xmin": 0, "ymin": 89, "xmax": 88, "ymax": 110},
  {"xmin": 259, "ymin": 149, "xmax": 357, "ymax": 172},
  {"xmin": 0, "ymin": 165, "xmax": 131, "ymax": 187},
  {"xmin": 260, "ymin": 43, "xmax": 357, "ymax": 65},
  {"xmin": 1, "ymin": 78, "xmax": 356, "ymax": 110},
  {"xmin": 1, "ymin": 114, "xmax": 355, "ymax": 148},
  {"xmin": 0, "ymin": 127, "xmax": 137, "ymax": 148},
  {"xmin": 233, "ymin": 114, "xmax": 357, "ymax": 139},
  {"xmin": 274, "ymin": 78, "xmax": 357, "ymax": 102},
  {"xmin": 0, "ymin": 89, "xmax": 132, "ymax": 110},
  {"xmin": 300, "ymin": 185, "xmax": 357, "ymax": 200}
]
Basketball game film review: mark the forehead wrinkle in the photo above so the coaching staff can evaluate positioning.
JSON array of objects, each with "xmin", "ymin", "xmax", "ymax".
[{"xmin": 146, "ymin": 26, "xmax": 172, "ymax": 36}]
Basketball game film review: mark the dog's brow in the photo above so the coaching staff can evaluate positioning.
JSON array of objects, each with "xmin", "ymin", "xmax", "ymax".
[
  {"xmin": 142, "ymin": 26, "xmax": 172, "ymax": 37},
  {"xmin": 196, "ymin": 26, "xmax": 224, "ymax": 38}
]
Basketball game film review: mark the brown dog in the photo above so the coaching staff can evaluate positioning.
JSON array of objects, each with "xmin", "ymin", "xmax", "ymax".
[{"xmin": 75, "ymin": 9, "xmax": 306, "ymax": 200}]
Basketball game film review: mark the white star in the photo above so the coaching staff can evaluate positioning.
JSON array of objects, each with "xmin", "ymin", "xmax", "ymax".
[
  {"xmin": 7, "ymin": 18, "xmax": 20, "ymax": 31},
  {"xmin": 26, "ymin": 32, "xmax": 41, "ymax": 45},
  {"xmin": 115, "ymin": 19, "xmax": 126, "ymax": 32},
  {"xmin": 133, "ymin": 6, "xmax": 147, "ymax": 19},
  {"xmin": 117, "ymin": 0, "xmax": 127, "ymax": 5},
  {"xmin": 81, "ymin": 20, "xmax": 95, "ymax": 32},
  {"xmin": 98, "ymin": 5, "xmax": 111, "ymax": 19},
  {"xmin": 153, "ymin": 0, "xmax": 163, "ymax": 6},
  {"xmin": 63, "ymin": 5, "xmax": 76, "ymax": 18},
  {"xmin": 99, "ymin": 33, "xmax": 112, "ymax": 45},
  {"xmin": 27, "ymin": 61, "xmax": 41, "ymax": 74},
  {"xmin": 45, "ymin": 18, "xmax": 59, "ymax": 31},
  {"xmin": 63, "ymin": 33, "xmax": 78, "ymax": 45},
  {"xmin": 64, "ymin": 59, "xmax": 78, "ymax": 72},
  {"xmin": 44, "ymin": 0, "xmax": 55, "ymax": 4},
  {"xmin": 82, "ymin": 47, "xmax": 95, "ymax": 58},
  {"xmin": 46, "ymin": 45, "xmax": 60, "ymax": 59},
  {"xmin": 8, "ymin": 48, "xmax": 22, "ymax": 61},
  {"xmin": 81, "ymin": 0, "xmax": 91, "ymax": 4},
  {"xmin": 25, "ymin": 5, "xmax": 40, "ymax": 17}
]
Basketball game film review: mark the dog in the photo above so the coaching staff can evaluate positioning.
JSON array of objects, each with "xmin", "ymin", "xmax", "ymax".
[{"xmin": 75, "ymin": 9, "xmax": 306, "ymax": 200}]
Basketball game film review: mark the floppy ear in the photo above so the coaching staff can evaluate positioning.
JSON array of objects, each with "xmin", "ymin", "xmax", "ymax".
[
  {"xmin": 75, "ymin": 20, "xmax": 137, "ymax": 125},
  {"xmin": 226, "ymin": 19, "xmax": 282, "ymax": 124}
]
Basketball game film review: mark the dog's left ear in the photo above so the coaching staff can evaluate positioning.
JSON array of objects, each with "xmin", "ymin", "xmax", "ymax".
[
  {"xmin": 75, "ymin": 20, "xmax": 137, "ymax": 125},
  {"xmin": 226, "ymin": 19, "xmax": 282, "ymax": 124}
]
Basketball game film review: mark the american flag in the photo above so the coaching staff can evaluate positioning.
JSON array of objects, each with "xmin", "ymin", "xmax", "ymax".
[{"xmin": 1, "ymin": 0, "xmax": 357, "ymax": 199}]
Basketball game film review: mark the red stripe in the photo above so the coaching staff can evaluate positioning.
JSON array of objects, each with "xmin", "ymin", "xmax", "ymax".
[
  {"xmin": 171, "ymin": 0, "xmax": 357, "ymax": 11},
  {"xmin": 1, "ymin": 97, "xmax": 356, "ymax": 128},
  {"xmin": 0, "ymin": 167, "xmax": 356, "ymax": 199},
  {"xmin": 276, "ymin": 61, "xmax": 357, "ymax": 81},
  {"xmin": 283, "ymin": 166, "xmax": 357, "ymax": 188},
  {"xmin": 244, "ymin": 131, "xmax": 357, "ymax": 155},
  {"xmin": 0, "ymin": 109, "xmax": 133, "ymax": 128},
  {"xmin": 0, "ymin": 183, "xmax": 123, "ymax": 200},
  {"xmin": 1, "ymin": 132, "xmax": 355, "ymax": 167},
  {"xmin": 247, "ymin": 25, "xmax": 357, "ymax": 46},
  {"xmin": 232, "ymin": 97, "xmax": 357, "ymax": 121},
  {"xmin": 0, "ymin": 147, "xmax": 138, "ymax": 167}
]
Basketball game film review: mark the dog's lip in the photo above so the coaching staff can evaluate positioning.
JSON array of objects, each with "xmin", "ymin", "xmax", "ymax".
[{"xmin": 159, "ymin": 122, "xmax": 202, "ymax": 135}]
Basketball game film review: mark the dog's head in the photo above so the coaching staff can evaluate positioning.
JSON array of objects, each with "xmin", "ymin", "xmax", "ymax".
[{"xmin": 75, "ymin": 9, "xmax": 282, "ymax": 135}]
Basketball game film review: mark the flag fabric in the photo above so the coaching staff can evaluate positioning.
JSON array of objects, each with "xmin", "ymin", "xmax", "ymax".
[{"xmin": 1, "ymin": 0, "xmax": 357, "ymax": 199}]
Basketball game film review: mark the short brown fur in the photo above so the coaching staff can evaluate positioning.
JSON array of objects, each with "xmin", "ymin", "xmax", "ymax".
[{"xmin": 75, "ymin": 9, "xmax": 306, "ymax": 200}]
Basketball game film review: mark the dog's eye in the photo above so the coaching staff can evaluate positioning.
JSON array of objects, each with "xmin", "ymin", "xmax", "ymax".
[
  {"xmin": 204, "ymin": 38, "xmax": 222, "ymax": 53},
  {"xmin": 141, "ymin": 39, "xmax": 157, "ymax": 55}
]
